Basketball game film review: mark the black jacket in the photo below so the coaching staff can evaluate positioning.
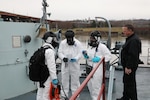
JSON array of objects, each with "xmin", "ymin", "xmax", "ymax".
[{"xmin": 121, "ymin": 33, "xmax": 141, "ymax": 71}]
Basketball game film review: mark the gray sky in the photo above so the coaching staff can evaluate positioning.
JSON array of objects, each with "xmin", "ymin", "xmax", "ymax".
[{"xmin": 1, "ymin": 0, "xmax": 150, "ymax": 21}]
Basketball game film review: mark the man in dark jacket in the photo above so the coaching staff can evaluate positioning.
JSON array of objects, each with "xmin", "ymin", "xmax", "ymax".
[{"xmin": 117, "ymin": 24, "xmax": 141, "ymax": 100}]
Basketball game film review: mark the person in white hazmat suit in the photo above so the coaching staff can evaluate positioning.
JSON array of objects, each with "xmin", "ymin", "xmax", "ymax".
[
  {"xmin": 36, "ymin": 31, "xmax": 59, "ymax": 100},
  {"xmin": 82, "ymin": 31, "xmax": 111, "ymax": 100},
  {"xmin": 58, "ymin": 30, "xmax": 82, "ymax": 99}
]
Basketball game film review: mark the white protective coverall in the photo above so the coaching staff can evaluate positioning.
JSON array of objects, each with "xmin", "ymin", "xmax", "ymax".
[
  {"xmin": 58, "ymin": 38, "xmax": 82, "ymax": 97},
  {"xmin": 86, "ymin": 43, "xmax": 111, "ymax": 100},
  {"xmin": 36, "ymin": 43, "xmax": 57, "ymax": 100}
]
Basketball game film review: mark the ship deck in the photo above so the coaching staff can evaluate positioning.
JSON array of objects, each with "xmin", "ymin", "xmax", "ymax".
[{"xmin": 6, "ymin": 64, "xmax": 150, "ymax": 100}]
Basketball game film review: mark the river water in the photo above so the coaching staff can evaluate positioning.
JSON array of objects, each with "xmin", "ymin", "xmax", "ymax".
[{"xmin": 75, "ymin": 35, "xmax": 150, "ymax": 67}]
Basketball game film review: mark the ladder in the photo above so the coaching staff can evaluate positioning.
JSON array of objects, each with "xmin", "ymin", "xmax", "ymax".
[{"xmin": 147, "ymin": 48, "xmax": 150, "ymax": 65}]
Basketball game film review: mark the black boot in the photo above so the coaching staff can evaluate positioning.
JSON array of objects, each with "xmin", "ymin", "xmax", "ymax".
[{"xmin": 116, "ymin": 97, "xmax": 123, "ymax": 100}]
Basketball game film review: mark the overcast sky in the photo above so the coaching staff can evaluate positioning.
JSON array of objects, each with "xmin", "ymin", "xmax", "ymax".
[{"xmin": 1, "ymin": 0, "xmax": 150, "ymax": 21}]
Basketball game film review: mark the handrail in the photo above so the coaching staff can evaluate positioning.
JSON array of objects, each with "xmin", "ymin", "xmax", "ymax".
[
  {"xmin": 97, "ymin": 57, "xmax": 106, "ymax": 100},
  {"xmin": 97, "ymin": 84, "xmax": 105, "ymax": 100},
  {"xmin": 70, "ymin": 57, "xmax": 106, "ymax": 100},
  {"xmin": 147, "ymin": 48, "xmax": 150, "ymax": 65},
  {"xmin": 107, "ymin": 66, "xmax": 115, "ymax": 100}
]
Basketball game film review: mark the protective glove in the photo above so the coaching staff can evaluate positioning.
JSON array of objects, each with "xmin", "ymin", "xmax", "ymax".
[
  {"xmin": 63, "ymin": 57, "xmax": 68, "ymax": 62},
  {"xmin": 70, "ymin": 58, "xmax": 77, "ymax": 62},
  {"xmin": 92, "ymin": 56, "xmax": 101, "ymax": 63},
  {"xmin": 52, "ymin": 79, "xmax": 58, "ymax": 85},
  {"xmin": 82, "ymin": 50, "xmax": 89, "ymax": 59}
]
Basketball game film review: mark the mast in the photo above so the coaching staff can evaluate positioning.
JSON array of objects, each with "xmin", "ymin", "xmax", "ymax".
[{"xmin": 41, "ymin": 0, "xmax": 49, "ymax": 29}]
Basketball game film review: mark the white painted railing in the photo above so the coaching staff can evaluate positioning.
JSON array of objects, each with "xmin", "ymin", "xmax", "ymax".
[{"xmin": 107, "ymin": 66, "xmax": 115, "ymax": 100}]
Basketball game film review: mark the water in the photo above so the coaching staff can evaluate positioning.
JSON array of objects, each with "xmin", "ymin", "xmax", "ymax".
[{"xmin": 75, "ymin": 35, "xmax": 150, "ymax": 67}]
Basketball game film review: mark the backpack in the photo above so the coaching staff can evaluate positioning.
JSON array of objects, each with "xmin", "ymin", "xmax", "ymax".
[{"xmin": 29, "ymin": 46, "xmax": 51, "ymax": 88}]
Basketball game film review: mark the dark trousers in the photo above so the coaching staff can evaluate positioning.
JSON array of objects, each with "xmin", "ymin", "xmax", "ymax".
[
  {"xmin": 123, "ymin": 71, "xmax": 138, "ymax": 100},
  {"xmin": 123, "ymin": 83, "xmax": 137, "ymax": 100}
]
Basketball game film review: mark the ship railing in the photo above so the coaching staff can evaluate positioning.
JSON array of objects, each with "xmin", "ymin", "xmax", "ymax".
[
  {"xmin": 147, "ymin": 48, "xmax": 150, "ymax": 65},
  {"xmin": 70, "ymin": 57, "xmax": 106, "ymax": 100},
  {"xmin": 107, "ymin": 65, "xmax": 115, "ymax": 100}
]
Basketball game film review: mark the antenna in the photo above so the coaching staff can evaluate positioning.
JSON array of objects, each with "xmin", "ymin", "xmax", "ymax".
[{"xmin": 41, "ymin": 0, "xmax": 49, "ymax": 29}]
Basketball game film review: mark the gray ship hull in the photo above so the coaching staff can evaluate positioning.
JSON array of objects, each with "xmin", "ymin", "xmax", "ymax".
[{"xmin": 0, "ymin": 21, "xmax": 43, "ymax": 100}]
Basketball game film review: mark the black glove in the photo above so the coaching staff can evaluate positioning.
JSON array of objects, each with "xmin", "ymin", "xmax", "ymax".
[{"xmin": 63, "ymin": 57, "xmax": 68, "ymax": 62}]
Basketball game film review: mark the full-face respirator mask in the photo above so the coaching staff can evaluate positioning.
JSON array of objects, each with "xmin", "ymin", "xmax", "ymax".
[
  {"xmin": 51, "ymin": 38, "xmax": 59, "ymax": 48},
  {"xmin": 88, "ymin": 31, "xmax": 101, "ymax": 47},
  {"xmin": 42, "ymin": 31, "xmax": 59, "ymax": 48},
  {"xmin": 65, "ymin": 30, "xmax": 75, "ymax": 45}
]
